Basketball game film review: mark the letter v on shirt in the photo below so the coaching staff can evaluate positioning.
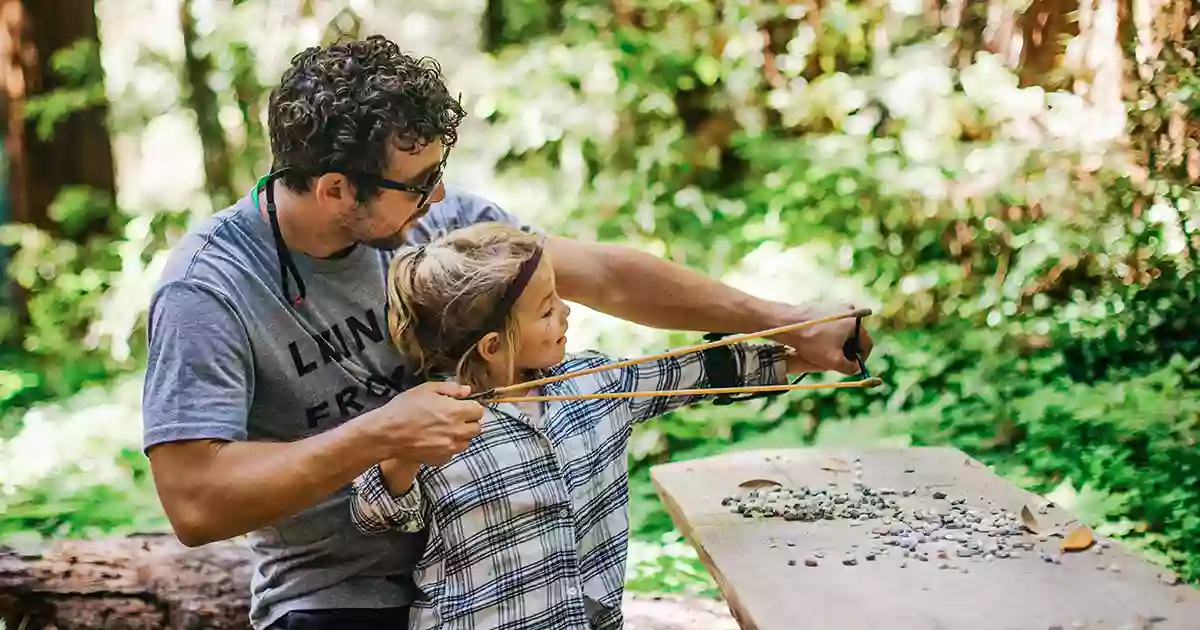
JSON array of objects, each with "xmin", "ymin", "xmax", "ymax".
[{"xmin": 140, "ymin": 185, "xmax": 541, "ymax": 630}]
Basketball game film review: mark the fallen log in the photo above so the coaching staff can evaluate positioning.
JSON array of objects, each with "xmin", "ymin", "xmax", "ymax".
[
  {"xmin": 0, "ymin": 533, "xmax": 737, "ymax": 630},
  {"xmin": 0, "ymin": 534, "xmax": 253, "ymax": 629}
]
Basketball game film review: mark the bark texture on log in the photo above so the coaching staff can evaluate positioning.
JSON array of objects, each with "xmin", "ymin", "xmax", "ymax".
[
  {"xmin": 0, "ymin": 534, "xmax": 253, "ymax": 630},
  {"xmin": 0, "ymin": 534, "xmax": 737, "ymax": 630}
]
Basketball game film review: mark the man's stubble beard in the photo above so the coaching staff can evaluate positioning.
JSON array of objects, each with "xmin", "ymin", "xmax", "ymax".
[
  {"xmin": 346, "ymin": 203, "xmax": 415, "ymax": 251},
  {"xmin": 360, "ymin": 230, "xmax": 409, "ymax": 250}
]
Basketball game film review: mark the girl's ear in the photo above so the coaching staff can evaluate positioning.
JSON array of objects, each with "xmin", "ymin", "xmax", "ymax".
[{"xmin": 475, "ymin": 332, "xmax": 503, "ymax": 361}]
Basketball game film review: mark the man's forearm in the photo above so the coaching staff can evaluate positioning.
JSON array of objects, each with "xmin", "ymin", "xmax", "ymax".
[
  {"xmin": 556, "ymin": 240, "xmax": 794, "ymax": 334},
  {"xmin": 149, "ymin": 414, "xmax": 391, "ymax": 547}
]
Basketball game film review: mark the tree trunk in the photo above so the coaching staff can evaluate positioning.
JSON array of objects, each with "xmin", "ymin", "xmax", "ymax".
[
  {"xmin": 1018, "ymin": 0, "xmax": 1081, "ymax": 88},
  {"xmin": 1, "ymin": 0, "xmax": 115, "ymax": 232},
  {"xmin": 1122, "ymin": 0, "xmax": 1200, "ymax": 258},
  {"xmin": 179, "ymin": 0, "xmax": 234, "ymax": 209},
  {"xmin": 0, "ymin": 0, "xmax": 115, "ymax": 323},
  {"xmin": 0, "ymin": 535, "xmax": 739, "ymax": 630},
  {"xmin": 0, "ymin": 0, "xmax": 115, "ymax": 233},
  {"xmin": 481, "ymin": 0, "xmax": 506, "ymax": 52}
]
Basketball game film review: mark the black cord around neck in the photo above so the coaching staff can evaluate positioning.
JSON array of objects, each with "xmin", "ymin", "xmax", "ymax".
[{"xmin": 262, "ymin": 171, "xmax": 307, "ymax": 308}]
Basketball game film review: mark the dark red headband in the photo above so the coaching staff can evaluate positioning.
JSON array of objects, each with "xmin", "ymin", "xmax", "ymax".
[{"xmin": 450, "ymin": 237, "xmax": 545, "ymax": 358}]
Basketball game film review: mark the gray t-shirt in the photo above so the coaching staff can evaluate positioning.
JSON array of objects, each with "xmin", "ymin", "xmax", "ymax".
[{"xmin": 141, "ymin": 185, "xmax": 537, "ymax": 629}]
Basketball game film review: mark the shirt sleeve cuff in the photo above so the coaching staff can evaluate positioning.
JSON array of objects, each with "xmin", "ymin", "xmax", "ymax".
[
  {"xmin": 350, "ymin": 463, "xmax": 426, "ymax": 535},
  {"xmin": 735, "ymin": 342, "xmax": 790, "ymax": 388}
]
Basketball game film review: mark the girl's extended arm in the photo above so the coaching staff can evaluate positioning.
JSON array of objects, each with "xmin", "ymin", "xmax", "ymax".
[{"xmin": 620, "ymin": 341, "xmax": 795, "ymax": 424}]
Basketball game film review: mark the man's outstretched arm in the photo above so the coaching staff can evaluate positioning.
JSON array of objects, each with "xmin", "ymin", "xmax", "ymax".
[{"xmin": 545, "ymin": 236, "xmax": 873, "ymax": 375}]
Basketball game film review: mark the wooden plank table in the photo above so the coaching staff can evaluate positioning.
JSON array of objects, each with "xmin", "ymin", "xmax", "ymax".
[{"xmin": 650, "ymin": 447, "xmax": 1200, "ymax": 630}]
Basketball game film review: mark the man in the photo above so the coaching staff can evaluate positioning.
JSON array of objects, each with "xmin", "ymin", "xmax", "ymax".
[{"xmin": 142, "ymin": 35, "xmax": 873, "ymax": 630}]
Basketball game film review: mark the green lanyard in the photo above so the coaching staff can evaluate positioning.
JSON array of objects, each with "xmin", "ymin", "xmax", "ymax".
[{"xmin": 251, "ymin": 174, "xmax": 271, "ymax": 213}]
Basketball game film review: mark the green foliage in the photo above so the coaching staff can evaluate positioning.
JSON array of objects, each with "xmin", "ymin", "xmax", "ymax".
[
  {"xmin": 0, "ymin": 190, "xmax": 125, "ymax": 422},
  {"xmin": 907, "ymin": 354, "xmax": 1200, "ymax": 577},
  {"xmin": 476, "ymin": 0, "xmax": 1200, "ymax": 585},
  {"xmin": 23, "ymin": 40, "xmax": 108, "ymax": 141},
  {"xmin": 4, "ymin": 0, "xmax": 1200, "ymax": 597},
  {"xmin": 624, "ymin": 532, "xmax": 718, "ymax": 597},
  {"xmin": 0, "ymin": 376, "xmax": 168, "ymax": 544}
]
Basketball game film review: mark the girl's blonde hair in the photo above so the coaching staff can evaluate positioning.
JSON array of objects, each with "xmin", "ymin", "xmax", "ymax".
[{"xmin": 386, "ymin": 222, "xmax": 543, "ymax": 392}]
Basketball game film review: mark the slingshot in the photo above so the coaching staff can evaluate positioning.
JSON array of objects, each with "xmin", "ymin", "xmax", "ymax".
[{"xmin": 467, "ymin": 308, "xmax": 880, "ymax": 405}]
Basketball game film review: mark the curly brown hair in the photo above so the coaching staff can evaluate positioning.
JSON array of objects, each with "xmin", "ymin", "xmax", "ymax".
[{"xmin": 267, "ymin": 35, "xmax": 466, "ymax": 201}]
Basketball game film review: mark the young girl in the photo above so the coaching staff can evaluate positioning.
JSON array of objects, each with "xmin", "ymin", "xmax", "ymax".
[{"xmin": 350, "ymin": 222, "xmax": 811, "ymax": 630}]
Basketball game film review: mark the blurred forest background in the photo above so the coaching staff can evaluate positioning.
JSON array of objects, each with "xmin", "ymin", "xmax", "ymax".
[{"xmin": 1, "ymin": 0, "xmax": 1198, "ymax": 600}]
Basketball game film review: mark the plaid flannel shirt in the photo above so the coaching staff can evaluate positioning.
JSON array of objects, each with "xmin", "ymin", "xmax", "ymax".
[{"xmin": 350, "ymin": 341, "xmax": 789, "ymax": 630}]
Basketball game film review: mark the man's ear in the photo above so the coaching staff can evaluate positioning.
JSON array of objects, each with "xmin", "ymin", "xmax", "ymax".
[
  {"xmin": 475, "ymin": 332, "xmax": 503, "ymax": 361},
  {"xmin": 313, "ymin": 173, "xmax": 352, "ymax": 206}
]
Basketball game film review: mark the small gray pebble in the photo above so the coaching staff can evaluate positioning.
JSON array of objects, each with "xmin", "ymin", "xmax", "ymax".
[
  {"xmin": 933, "ymin": 491, "xmax": 947, "ymax": 499},
  {"xmin": 787, "ymin": 559, "xmax": 796, "ymax": 566},
  {"xmin": 805, "ymin": 558, "xmax": 818, "ymax": 567},
  {"xmin": 865, "ymin": 553, "xmax": 877, "ymax": 561},
  {"xmin": 900, "ymin": 561, "xmax": 908, "ymax": 568},
  {"xmin": 814, "ymin": 551, "xmax": 824, "ymax": 558},
  {"xmin": 1108, "ymin": 563, "xmax": 1121, "ymax": 572},
  {"xmin": 843, "ymin": 557, "xmax": 858, "ymax": 566},
  {"xmin": 786, "ymin": 540, "xmax": 795, "ymax": 547}
]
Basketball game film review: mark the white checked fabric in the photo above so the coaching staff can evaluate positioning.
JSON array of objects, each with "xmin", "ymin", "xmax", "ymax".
[{"xmin": 351, "ymin": 341, "xmax": 789, "ymax": 630}]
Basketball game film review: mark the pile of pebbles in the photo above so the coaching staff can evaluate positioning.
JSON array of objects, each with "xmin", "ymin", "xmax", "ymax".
[{"xmin": 721, "ymin": 457, "xmax": 1072, "ymax": 570}]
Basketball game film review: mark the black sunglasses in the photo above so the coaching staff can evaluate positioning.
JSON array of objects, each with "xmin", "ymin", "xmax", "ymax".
[{"xmin": 336, "ymin": 144, "xmax": 451, "ymax": 211}]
